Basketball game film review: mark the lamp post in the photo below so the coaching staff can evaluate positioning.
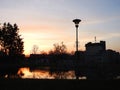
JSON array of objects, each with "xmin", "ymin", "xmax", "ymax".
[
  {"xmin": 73, "ymin": 19, "xmax": 81, "ymax": 52},
  {"xmin": 73, "ymin": 19, "xmax": 81, "ymax": 79}
]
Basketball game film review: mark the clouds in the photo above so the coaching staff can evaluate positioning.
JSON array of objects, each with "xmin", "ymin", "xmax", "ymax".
[{"xmin": 0, "ymin": 0, "xmax": 120, "ymax": 54}]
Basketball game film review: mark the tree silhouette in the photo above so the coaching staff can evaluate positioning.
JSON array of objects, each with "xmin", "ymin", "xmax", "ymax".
[
  {"xmin": 31, "ymin": 45, "xmax": 39, "ymax": 54},
  {"xmin": 49, "ymin": 42, "xmax": 67, "ymax": 55},
  {"xmin": 0, "ymin": 22, "xmax": 24, "ymax": 56},
  {"xmin": 49, "ymin": 42, "xmax": 70, "ymax": 77},
  {"xmin": 0, "ymin": 23, "xmax": 24, "ymax": 77}
]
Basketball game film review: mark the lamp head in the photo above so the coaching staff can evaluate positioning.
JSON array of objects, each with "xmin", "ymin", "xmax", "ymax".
[
  {"xmin": 73, "ymin": 19, "xmax": 81, "ymax": 28},
  {"xmin": 73, "ymin": 19, "xmax": 81, "ymax": 25}
]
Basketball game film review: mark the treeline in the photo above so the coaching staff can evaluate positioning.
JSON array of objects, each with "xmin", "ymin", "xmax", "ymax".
[{"xmin": 27, "ymin": 42, "xmax": 75, "ymax": 72}]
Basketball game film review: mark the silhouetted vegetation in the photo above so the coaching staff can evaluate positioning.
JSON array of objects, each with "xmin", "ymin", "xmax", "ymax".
[
  {"xmin": 0, "ymin": 22, "xmax": 24, "ymax": 55},
  {"xmin": 48, "ymin": 42, "xmax": 75, "ymax": 78},
  {"xmin": 31, "ymin": 45, "xmax": 39, "ymax": 54},
  {"xmin": 0, "ymin": 22, "xmax": 25, "ymax": 77}
]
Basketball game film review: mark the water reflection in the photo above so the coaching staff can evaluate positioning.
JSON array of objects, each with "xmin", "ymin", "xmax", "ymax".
[
  {"xmin": 17, "ymin": 67, "xmax": 88, "ymax": 79},
  {"xmin": 17, "ymin": 67, "xmax": 78, "ymax": 79},
  {"xmin": 17, "ymin": 67, "xmax": 120, "ymax": 80},
  {"xmin": 17, "ymin": 67, "xmax": 54, "ymax": 79}
]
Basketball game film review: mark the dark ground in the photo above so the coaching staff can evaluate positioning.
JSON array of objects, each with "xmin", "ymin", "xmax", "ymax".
[{"xmin": 0, "ymin": 78, "xmax": 119, "ymax": 90}]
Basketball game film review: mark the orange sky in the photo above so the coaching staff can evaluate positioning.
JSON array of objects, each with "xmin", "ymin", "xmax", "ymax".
[{"xmin": 0, "ymin": 0, "xmax": 120, "ymax": 55}]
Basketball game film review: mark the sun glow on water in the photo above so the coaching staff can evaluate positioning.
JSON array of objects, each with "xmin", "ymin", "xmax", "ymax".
[
  {"xmin": 17, "ymin": 67, "xmax": 54, "ymax": 79},
  {"xmin": 17, "ymin": 67, "xmax": 77, "ymax": 79}
]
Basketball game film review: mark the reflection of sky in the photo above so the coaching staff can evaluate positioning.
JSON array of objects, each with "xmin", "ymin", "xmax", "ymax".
[
  {"xmin": 17, "ymin": 67, "xmax": 76, "ymax": 79},
  {"xmin": 0, "ymin": 0, "xmax": 120, "ymax": 55},
  {"xmin": 17, "ymin": 67, "xmax": 54, "ymax": 79}
]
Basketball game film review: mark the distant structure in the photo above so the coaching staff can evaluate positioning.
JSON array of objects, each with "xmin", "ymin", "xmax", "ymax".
[
  {"xmin": 84, "ymin": 40, "xmax": 119, "ymax": 63},
  {"xmin": 77, "ymin": 40, "xmax": 120, "ymax": 79},
  {"xmin": 83, "ymin": 40, "xmax": 107, "ymax": 64},
  {"xmin": 85, "ymin": 41, "xmax": 106, "ymax": 56},
  {"xmin": 94, "ymin": 36, "xmax": 96, "ymax": 43}
]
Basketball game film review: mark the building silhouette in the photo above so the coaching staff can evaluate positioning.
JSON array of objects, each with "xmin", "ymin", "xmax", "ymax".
[
  {"xmin": 84, "ymin": 40, "xmax": 119, "ymax": 63},
  {"xmin": 76, "ymin": 40, "xmax": 120, "ymax": 79},
  {"xmin": 84, "ymin": 41, "xmax": 106, "ymax": 64},
  {"xmin": 85, "ymin": 41, "xmax": 106, "ymax": 55}
]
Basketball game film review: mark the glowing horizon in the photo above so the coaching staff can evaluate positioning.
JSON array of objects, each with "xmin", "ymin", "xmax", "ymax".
[{"xmin": 0, "ymin": 0, "xmax": 120, "ymax": 55}]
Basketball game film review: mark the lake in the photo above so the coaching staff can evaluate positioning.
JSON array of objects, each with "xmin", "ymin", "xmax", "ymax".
[
  {"xmin": 17, "ymin": 67, "xmax": 75, "ymax": 79},
  {"xmin": 17, "ymin": 67, "xmax": 86, "ymax": 79}
]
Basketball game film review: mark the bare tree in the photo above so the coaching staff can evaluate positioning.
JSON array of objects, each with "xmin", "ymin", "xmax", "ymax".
[
  {"xmin": 31, "ymin": 45, "xmax": 39, "ymax": 54},
  {"xmin": 50, "ymin": 42, "xmax": 67, "ymax": 55},
  {"xmin": 49, "ymin": 42, "xmax": 68, "ymax": 77}
]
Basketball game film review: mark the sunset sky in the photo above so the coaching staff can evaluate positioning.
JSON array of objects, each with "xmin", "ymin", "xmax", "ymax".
[{"xmin": 0, "ymin": 0, "xmax": 120, "ymax": 55}]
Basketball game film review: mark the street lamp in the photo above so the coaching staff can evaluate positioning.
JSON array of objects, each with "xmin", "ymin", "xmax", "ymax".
[
  {"xmin": 73, "ymin": 19, "xmax": 81, "ymax": 79},
  {"xmin": 73, "ymin": 19, "xmax": 81, "ymax": 52}
]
